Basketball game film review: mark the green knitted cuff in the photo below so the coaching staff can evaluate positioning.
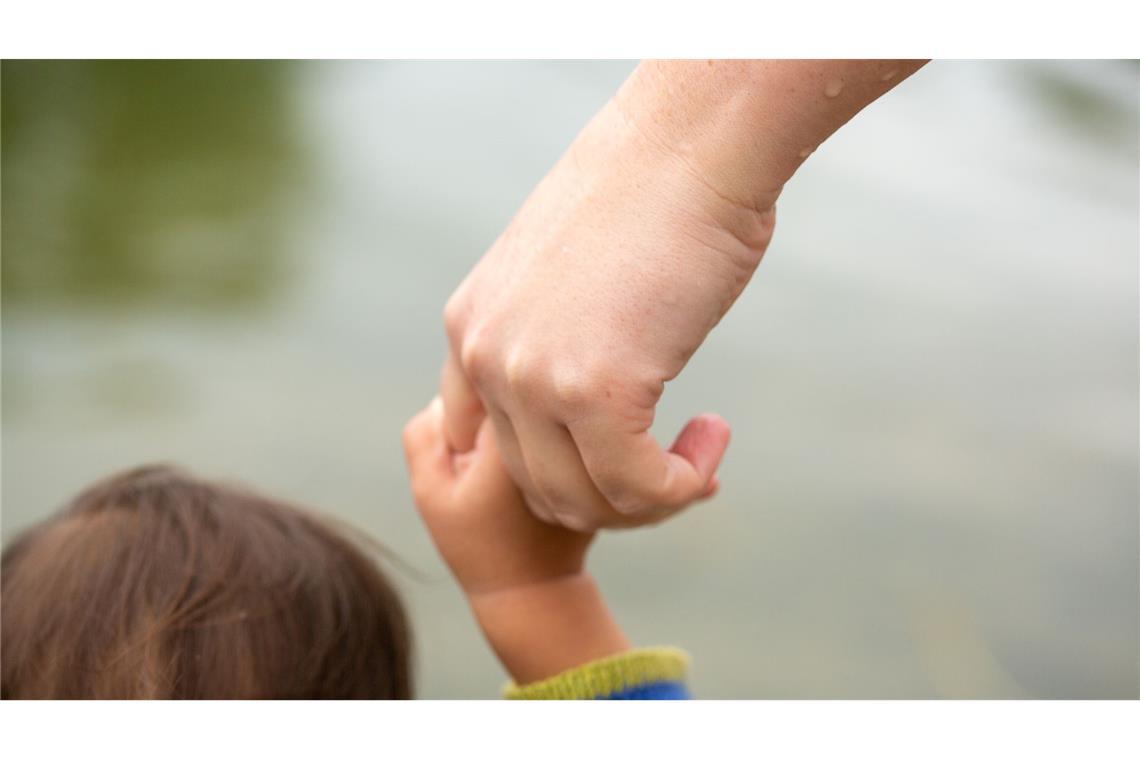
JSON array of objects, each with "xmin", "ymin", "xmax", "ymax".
[{"xmin": 503, "ymin": 647, "xmax": 689, "ymax": 700}]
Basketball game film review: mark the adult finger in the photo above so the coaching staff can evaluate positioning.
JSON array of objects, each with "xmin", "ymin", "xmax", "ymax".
[
  {"xmin": 511, "ymin": 413, "xmax": 617, "ymax": 531},
  {"xmin": 458, "ymin": 416, "xmax": 527, "ymax": 503},
  {"xmin": 484, "ymin": 406, "xmax": 556, "ymax": 525},
  {"xmin": 440, "ymin": 350, "xmax": 484, "ymax": 453},
  {"xmin": 569, "ymin": 412, "xmax": 731, "ymax": 517}
]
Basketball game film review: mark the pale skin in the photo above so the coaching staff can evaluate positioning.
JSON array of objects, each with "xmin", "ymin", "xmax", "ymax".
[{"xmin": 440, "ymin": 60, "xmax": 928, "ymax": 530}]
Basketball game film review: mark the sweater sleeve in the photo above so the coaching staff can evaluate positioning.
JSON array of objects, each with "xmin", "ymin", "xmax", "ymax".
[{"xmin": 503, "ymin": 647, "xmax": 690, "ymax": 700}]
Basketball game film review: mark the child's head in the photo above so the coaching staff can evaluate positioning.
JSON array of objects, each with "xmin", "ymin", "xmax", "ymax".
[{"xmin": 1, "ymin": 465, "xmax": 411, "ymax": 699}]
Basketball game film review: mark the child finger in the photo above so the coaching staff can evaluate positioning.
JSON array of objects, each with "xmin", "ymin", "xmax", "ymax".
[{"xmin": 402, "ymin": 399, "xmax": 455, "ymax": 501}]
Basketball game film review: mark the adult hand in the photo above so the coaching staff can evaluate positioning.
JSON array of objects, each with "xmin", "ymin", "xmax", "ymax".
[
  {"xmin": 441, "ymin": 97, "xmax": 759, "ymax": 528},
  {"xmin": 441, "ymin": 60, "xmax": 925, "ymax": 529}
]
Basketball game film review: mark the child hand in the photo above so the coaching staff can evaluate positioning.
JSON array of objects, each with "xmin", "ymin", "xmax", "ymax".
[
  {"xmin": 402, "ymin": 397, "xmax": 593, "ymax": 597},
  {"xmin": 403, "ymin": 396, "xmax": 715, "ymax": 688}
]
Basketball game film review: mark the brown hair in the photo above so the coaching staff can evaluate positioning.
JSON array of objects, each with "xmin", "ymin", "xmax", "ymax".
[{"xmin": 1, "ymin": 465, "xmax": 412, "ymax": 699}]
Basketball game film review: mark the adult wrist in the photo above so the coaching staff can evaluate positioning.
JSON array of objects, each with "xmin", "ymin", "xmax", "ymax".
[
  {"xmin": 605, "ymin": 59, "xmax": 926, "ymax": 217},
  {"xmin": 610, "ymin": 60, "xmax": 790, "ymax": 214},
  {"xmin": 566, "ymin": 82, "xmax": 781, "ymax": 258}
]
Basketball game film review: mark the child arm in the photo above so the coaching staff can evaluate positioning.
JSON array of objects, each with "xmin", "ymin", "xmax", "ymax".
[{"xmin": 402, "ymin": 398, "xmax": 691, "ymax": 698}]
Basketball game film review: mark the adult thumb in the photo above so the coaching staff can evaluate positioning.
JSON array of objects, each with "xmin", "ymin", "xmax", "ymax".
[{"xmin": 668, "ymin": 413, "xmax": 732, "ymax": 488}]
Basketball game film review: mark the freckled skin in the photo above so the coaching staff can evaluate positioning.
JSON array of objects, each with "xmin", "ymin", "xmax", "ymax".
[{"xmin": 439, "ymin": 59, "xmax": 928, "ymax": 530}]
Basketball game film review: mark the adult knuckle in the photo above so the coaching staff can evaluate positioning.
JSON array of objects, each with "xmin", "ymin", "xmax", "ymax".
[
  {"xmin": 549, "ymin": 510, "xmax": 598, "ymax": 532},
  {"xmin": 595, "ymin": 470, "xmax": 668, "ymax": 516},
  {"xmin": 609, "ymin": 491, "xmax": 653, "ymax": 516},
  {"xmin": 503, "ymin": 346, "xmax": 539, "ymax": 394},
  {"xmin": 550, "ymin": 363, "xmax": 612, "ymax": 416},
  {"xmin": 590, "ymin": 466, "xmax": 632, "ymax": 509},
  {"xmin": 442, "ymin": 294, "xmax": 467, "ymax": 346},
  {"xmin": 400, "ymin": 421, "xmax": 416, "ymax": 452},
  {"xmin": 533, "ymin": 478, "xmax": 574, "ymax": 517},
  {"xmin": 458, "ymin": 329, "xmax": 493, "ymax": 382}
]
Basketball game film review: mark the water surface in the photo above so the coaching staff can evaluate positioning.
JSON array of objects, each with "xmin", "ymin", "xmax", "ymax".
[{"xmin": 3, "ymin": 60, "xmax": 1137, "ymax": 697}]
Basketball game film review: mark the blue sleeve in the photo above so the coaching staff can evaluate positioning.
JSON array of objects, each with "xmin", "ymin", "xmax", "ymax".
[{"xmin": 503, "ymin": 647, "xmax": 691, "ymax": 700}]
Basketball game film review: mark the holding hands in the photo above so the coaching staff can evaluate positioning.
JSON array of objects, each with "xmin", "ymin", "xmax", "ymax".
[
  {"xmin": 403, "ymin": 398, "xmax": 629, "ymax": 685},
  {"xmin": 440, "ymin": 60, "xmax": 926, "ymax": 531},
  {"xmin": 408, "ymin": 59, "xmax": 926, "ymax": 695}
]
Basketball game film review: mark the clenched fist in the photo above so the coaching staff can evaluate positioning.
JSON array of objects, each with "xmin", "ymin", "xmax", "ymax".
[{"xmin": 440, "ymin": 60, "xmax": 925, "ymax": 530}]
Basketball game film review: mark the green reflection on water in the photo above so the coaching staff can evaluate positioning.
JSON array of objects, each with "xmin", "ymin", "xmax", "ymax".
[
  {"xmin": 2, "ymin": 60, "xmax": 304, "ymax": 311},
  {"xmin": 1020, "ymin": 61, "xmax": 1139, "ymax": 155}
]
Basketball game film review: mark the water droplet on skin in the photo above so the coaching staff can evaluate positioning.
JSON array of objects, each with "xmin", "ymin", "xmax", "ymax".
[
  {"xmin": 881, "ymin": 69, "xmax": 898, "ymax": 82},
  {"xmin": 824, "ymin": 79, "xmax": 844, "ymax": 98}
]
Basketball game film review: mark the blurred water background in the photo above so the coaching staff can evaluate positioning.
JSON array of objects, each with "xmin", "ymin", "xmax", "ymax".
[{"xmin": 2, "ymin": 60, "xmax": 1137, "ymax": 698}]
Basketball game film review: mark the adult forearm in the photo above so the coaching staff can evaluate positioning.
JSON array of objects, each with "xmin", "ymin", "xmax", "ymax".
[{"xmin": 611, "ymin": 59, "xmax": 928, "ymax": 212}]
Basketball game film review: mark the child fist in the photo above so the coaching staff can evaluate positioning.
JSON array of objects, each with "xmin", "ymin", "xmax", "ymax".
[{"xmin": 402, "ymin": 398, "xmax": 593, "ymax": 596}]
